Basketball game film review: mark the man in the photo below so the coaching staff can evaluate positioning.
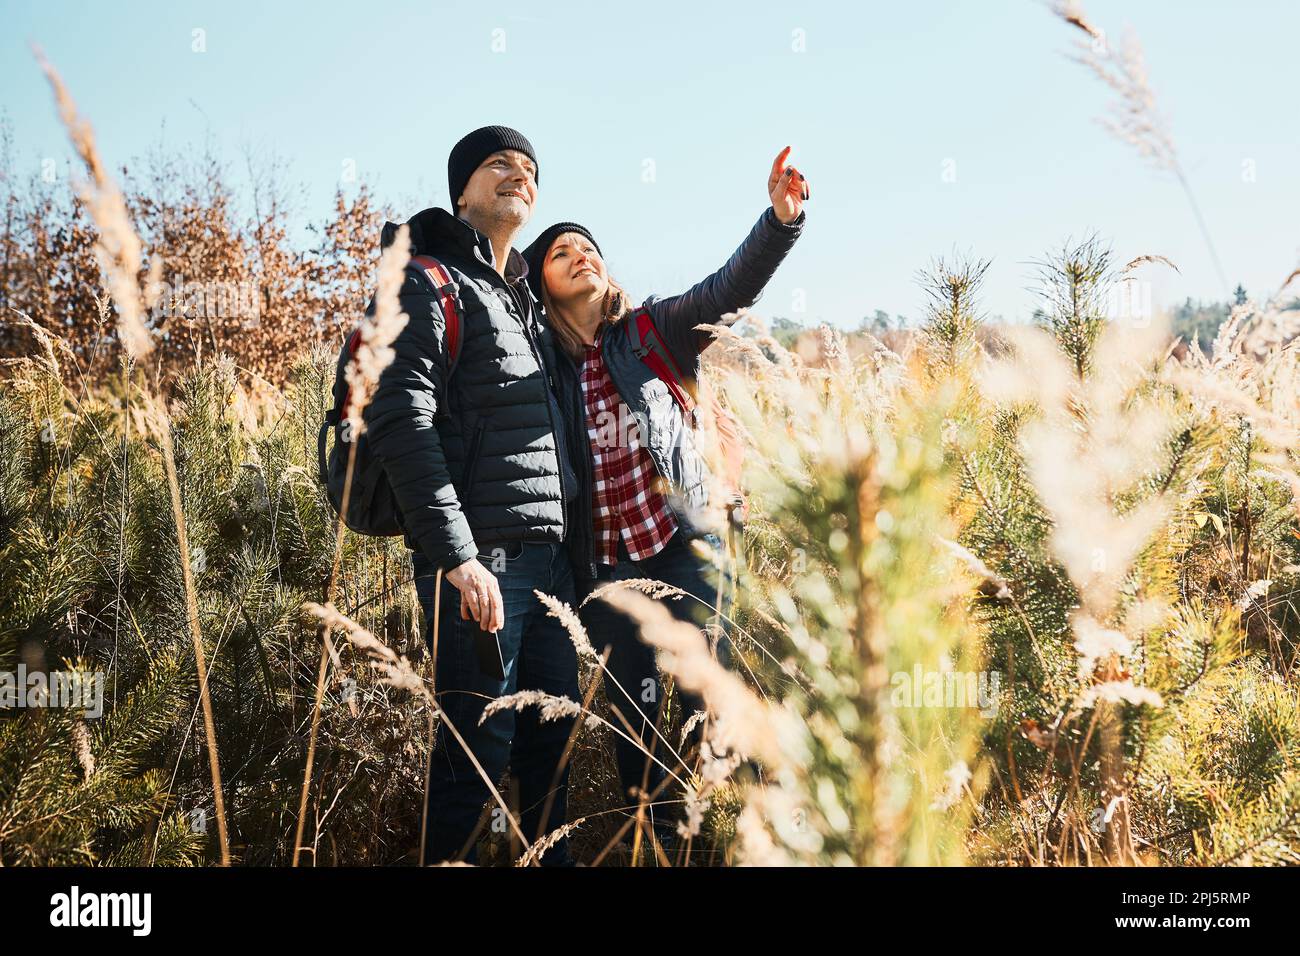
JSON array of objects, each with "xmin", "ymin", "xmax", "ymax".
[{"xmin": 365, "ymin": 126, "xmax": 582, "ymax": 866}]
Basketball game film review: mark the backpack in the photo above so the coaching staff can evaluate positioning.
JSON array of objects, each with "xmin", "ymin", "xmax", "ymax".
[
  {"xmin": 317, "ymin": 255, "xmax": 463, "ymax": 536},
  {"xmin": 624, "ymin": 307, "xmax": 746, "ymax": 522}
]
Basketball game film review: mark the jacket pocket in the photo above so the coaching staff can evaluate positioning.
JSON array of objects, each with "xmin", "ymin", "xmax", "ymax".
[{"xmin": 462, "ymin": 420, "xmax": 488, "ymax": 504}]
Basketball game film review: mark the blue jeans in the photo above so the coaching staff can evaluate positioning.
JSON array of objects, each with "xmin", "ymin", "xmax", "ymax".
[
  {"xmin": 577, "ymin": 530, "xmax": 730, "ymax": 839},
  {"xmin": 414, "ymin": 542, "xmax": 580, "ymax": 866}
]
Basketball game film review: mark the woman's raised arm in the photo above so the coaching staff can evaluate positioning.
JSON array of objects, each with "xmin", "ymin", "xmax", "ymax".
[{"xmin": 648, "ymin": 147, "xmax": 808, "ymax": 363}]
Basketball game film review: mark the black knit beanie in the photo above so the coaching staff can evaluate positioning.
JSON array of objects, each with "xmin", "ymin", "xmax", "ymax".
[
  {"xmin": 521, "ymin": 222, "xmax": 603, "ymax": 300},
  {"xmin": 446, "ymin": 126, "xmax": 539, "ymax": 209}
]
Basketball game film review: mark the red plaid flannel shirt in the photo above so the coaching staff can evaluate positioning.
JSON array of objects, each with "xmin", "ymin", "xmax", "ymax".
[{"xmin": 580, "ymin": 333, "xmax": 678, "ymax": 565}]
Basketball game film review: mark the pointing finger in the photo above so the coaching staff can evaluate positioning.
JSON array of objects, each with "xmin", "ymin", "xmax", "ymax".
[{"xmin": 769, "ymin": 146, "xmax": 792, "ymax": 187}]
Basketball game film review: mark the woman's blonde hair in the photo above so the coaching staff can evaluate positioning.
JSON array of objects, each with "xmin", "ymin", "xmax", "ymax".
[{"xmin": 538, "ymin": 236, "xmax": 632, "ymax": 360}]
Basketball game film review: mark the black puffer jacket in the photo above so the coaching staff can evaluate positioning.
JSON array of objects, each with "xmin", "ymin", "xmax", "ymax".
[
  {"xmin": 364, "ymin": 207, "xmax": 576, "ymax": 574},
  {"xmin": 551, "ymin": 207, "xmax": 804, "ymax": 580}
]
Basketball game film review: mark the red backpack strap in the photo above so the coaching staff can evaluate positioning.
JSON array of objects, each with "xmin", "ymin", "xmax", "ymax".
[
  {"xmin": 335, "ymin": 325, "xmax": 365, "ymax": 423},
  {"xmin": 625, "ymin": 306, "xmax": 696, "ymax": 414},
  {"xmin": 408, "ymin": 254, "xmax": 462, "ymax": 371},
  {"xmin": 340, "ymin": 255, "xmax": 461, "ymax": 421}
]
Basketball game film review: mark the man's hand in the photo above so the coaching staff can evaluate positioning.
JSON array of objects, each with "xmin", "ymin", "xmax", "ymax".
[
  {"xmin": 445, "ymin": 557, "xmax": 505, "ymax": 634},
  {"xmin": 767, "ymin": 146, "xmax": 808, "ymax": 224}
]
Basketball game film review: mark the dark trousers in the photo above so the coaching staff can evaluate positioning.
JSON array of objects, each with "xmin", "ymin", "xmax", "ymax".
[
  {"xmin": 577, "ymin": 530, "xmax": 730, "ymax": 839},
  {"xmin": 414, "ymin": 542, "xmax": 580, "ymax": 866}
]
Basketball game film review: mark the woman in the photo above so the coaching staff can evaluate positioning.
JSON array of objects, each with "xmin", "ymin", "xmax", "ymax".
[{"xmin": 521, "ymin": 147, "xmax": 807, "ymax": 853}]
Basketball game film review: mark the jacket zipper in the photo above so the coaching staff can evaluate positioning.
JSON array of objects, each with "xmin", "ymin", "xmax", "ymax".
[
  {"xmin": 464, "ymin": 240, "xmax": 569, "ymax": 541},
  {"xmin": 438, "ymin": 234, "xmax": 570, "ymax": 545},
  {"xmin": 508, "ymin": 280, "xmax": 569, "ymax": 539}
]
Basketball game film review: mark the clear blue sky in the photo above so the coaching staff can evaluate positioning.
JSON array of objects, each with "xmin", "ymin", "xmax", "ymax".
[{"xmin": 3, "ymin": 0, "xmax": 1297, "ymax": 326}]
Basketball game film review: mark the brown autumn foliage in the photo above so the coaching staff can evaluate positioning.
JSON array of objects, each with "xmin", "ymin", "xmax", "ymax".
[{"xmin": 0, "ymin": 118, "xmax": 388, "ymax": 386}]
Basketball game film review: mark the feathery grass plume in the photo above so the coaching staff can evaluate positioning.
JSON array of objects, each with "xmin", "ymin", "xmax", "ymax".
[
  {"xmin": 1067, "ymin": 24, "xmax": 1178, "ymax": 172},
  {"xmin": 2, "ymin": 309, "xmax": 74, "ymax": 378},
  {"xmin": 303, "ymin": 600, "xmax": 428, "ymax": 700},
  {"xmin": 480, "ymin": 690, "xmax": 586, "ymax": 726},
  {"xmin": 1278, "ymin": 268, "xmax": 1300, "ymax": 297},
  {"xmin": 535, "ymin": 588, "xmax": 597, "ymax": 658},
  {"xmin": 601, "ymin": 566, "xmax": 819, "ymax": 695},
  {"xmin": 1210, "ymin": 287, "xmax": 1300, "ymax": 362},
  {"xmin": 344, "ymin": 225, "xmax": 410, "ymax": 435},
  {"xmin": 721, "ymin": 313, "xmax": 800, "ymax": 370},
  {"xmin": 70, "ymin": 718, "xmax": 95, "ymax": 779},
  {"xmin": 1052, "ymin": 4, "xmax": 1229, "ymax": 293},
  {"xmin": 1171, "ymin": 359, "xmax": 1298, "ymax": 453},
  {"xmin": 582, "ymin": 577, "xmax": 687, "ymax": 606},
  {"xmin": 816, "ymin": 324, "xmax": 850, "ymax": 374},
  {"xmin": 34, "ymin": 47, "xmax": 152, "ymax": 362},
  {"xmin": 702, "ymin": 321, "xmax": 812, "ymax": 429},
  {"xmin": 1076, "ymin": 681, "xmax": 1164, "ymax": 709},
  {"xmin": 1050, "ymin": 0, "xmax": 1103, "ymax": 41},
  {"xmin": 679, "ymin": 710, "xmax": 708, "ymax": 746},
  {"xmin": 516, "ymin": 818, "xmax": 588, "ymax": 867},
  {"xmin": 1121, "ymin": 254, "xmax": 1180, "ymax": 277},
  {"xmin": 1170, "ymin": 313, "xmax": 1300, "ymax": 520},
  {"xmin": 1208, "ymin": 301, "xmax": 1253, "ymax": 367},
  {"xmin": 733, "ymin": 799, "xmax": 796, "ymax": 865},
  {"xmin": 596, "ymin": 587, "xmax": 783, "ymax": 768},
  {"xmin": 697, "ymin": 738, "xmax": 743, "ymax": 788},
  {"xmin": 677, "ymin": 783, "xmax": 711, "ymax": 839}
]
